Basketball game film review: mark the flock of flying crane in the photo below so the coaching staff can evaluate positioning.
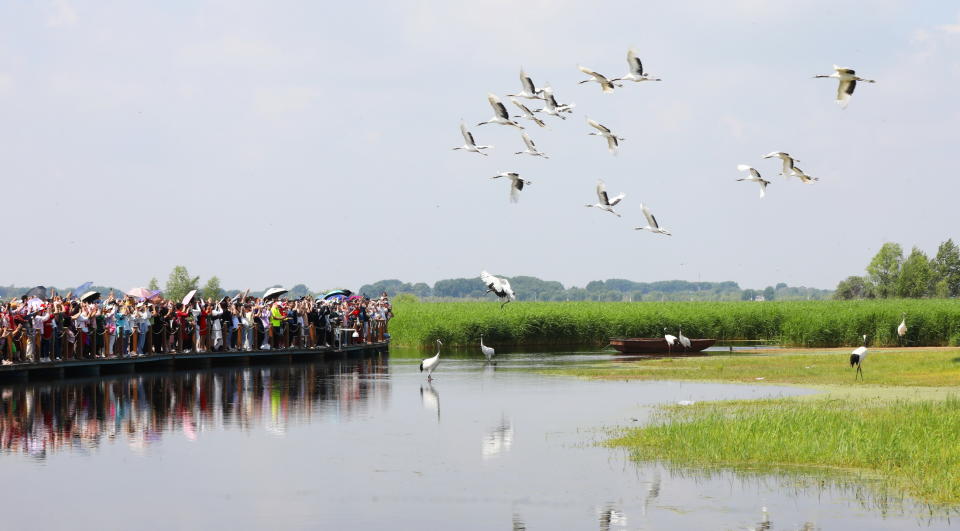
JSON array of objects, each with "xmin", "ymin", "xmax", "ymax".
[{"xmin": 425, "ymin": 50, "xmax": 881, "ymax": 380}]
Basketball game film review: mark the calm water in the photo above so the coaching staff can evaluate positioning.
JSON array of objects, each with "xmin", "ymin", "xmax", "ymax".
[{"xmin": 0, "ymin": 350, "xmax": 954, "ymax": 530}]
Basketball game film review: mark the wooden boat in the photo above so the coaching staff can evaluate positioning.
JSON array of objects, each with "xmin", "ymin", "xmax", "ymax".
[{"xmin": 608, "ymin": 337, "xmax": 716, "ymax": 355}]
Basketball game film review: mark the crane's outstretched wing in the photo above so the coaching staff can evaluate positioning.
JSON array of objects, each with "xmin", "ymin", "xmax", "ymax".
[
  {"xmin": 627, "ymin": 48, "xmax": 643, "ymax": 76},
  {"xmin": 488, "ymin": 93, "xmax": 509, "ymax": 119}
]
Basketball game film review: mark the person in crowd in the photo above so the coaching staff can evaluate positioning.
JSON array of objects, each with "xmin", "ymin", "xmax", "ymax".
[{"xmin": 0, "ymin": 289, "xmax": 391, "ymax": 365}]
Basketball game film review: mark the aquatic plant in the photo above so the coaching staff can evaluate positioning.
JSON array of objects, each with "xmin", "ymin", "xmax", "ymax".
[
  {"xmin": 390, "ymin": 299, "xmax": 960, "ymax": 348},
  {"xmin": 608, "ymin": 396, "xmax": 960, "ymax": 506}
]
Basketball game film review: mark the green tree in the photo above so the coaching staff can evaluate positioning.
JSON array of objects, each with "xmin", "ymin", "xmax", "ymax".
[
  {"xmin": 896, "ymin": 248, "xmax": 932, "ymax": 298},
  {"xmin": 202, "ymin": 276, "xmax": 223, "ymax": 301},
  {"xmin": 763, "ymin": 286, "xmax": 775, "ymax": 301},
  {"xmin": 833, "ymin": 276, "xmax": 875, "ymax": 300},
  {"xmin": 147, "ymin": 277, "xmax": 160, "ymax": 291},
  {"xmin": 932, "ymin": 239, "xmax": 960, "ymax": 297},
  {"xmin": 866, "ymin": 243, "xmax": 903, "ymax": 298},
  {"xmin": 165, "ymin": 265, "xmax": 200, "ymax": 303},
  {"xmin": 934, "ymin": 279, "xmax": 950, "ymax": 298}
]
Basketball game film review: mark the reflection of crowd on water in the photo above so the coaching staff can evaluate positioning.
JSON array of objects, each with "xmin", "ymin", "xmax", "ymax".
[
  {"xmin": 0, "ymin": 357, "xmax": 389, "ymax": 458},
  {"xmin": 0, "ymin": 287, "xmax": 392, "ymax": 365}
]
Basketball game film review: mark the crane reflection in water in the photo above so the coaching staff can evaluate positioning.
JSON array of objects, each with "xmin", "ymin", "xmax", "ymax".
[{"xmin": 0, "ymin": 356, "xmax": 389, "ymax": 459}]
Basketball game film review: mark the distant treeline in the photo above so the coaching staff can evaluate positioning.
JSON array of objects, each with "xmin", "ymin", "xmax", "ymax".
[
  {"xmin": 835, "ymin": 240, "xmax": 960, "ymax": 300},
  {"xmin": 359, "ymin": 277, "xmax": 832, "ymax": 302}
]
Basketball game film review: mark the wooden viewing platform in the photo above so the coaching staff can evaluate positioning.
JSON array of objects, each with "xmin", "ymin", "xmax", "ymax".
[{"xmin": 0, "ymin": 340, "xmax": 390, "ymax": 381}]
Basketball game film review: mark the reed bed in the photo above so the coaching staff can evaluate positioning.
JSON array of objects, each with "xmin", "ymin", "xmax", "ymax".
[
  {"xmin": 390, "ymin": 299, "xmax": 960, "ymax": 348},
  {"xmin": 608, "ymin": 396, "xmax": 960, "ymax": 505},
  {"xmin": 546, "ymin": 349, "xmax": 960, "ymax": 387}
]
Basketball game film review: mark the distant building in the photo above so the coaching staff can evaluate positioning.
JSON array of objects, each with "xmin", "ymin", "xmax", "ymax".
[{"xmin": 753, "ymin": 295, "xmax": 766, "ymax": 302}]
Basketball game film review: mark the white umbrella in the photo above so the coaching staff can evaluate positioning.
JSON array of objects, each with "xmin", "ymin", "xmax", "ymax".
[
  {"xmin": 80, "ymin": 290, "xmax": 101, "ymax": 303},
  {"xmin": 263, "ymin": 287, "xmax": 288, "ymax": 300},
  {"xmin": 182, "ymin": 289, "xmax": 197, "ymax": 306}
]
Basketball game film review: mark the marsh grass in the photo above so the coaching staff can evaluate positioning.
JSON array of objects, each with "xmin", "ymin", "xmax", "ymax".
[
  {"xmin": 608, "ymin": 396, "xmax": 960, "ymax": 505},
  {"xmin": 390, "ymin": 300, "xmax": 960, "ymax": 348},
  {"xmin": 547, "ymin": 349, "xmax": 960, "ymax": 387}
]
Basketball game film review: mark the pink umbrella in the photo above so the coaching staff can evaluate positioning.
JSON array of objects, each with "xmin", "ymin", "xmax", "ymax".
[{"xmin": 126, "ymin": 287, "xmax": 153, "ymax": 298}]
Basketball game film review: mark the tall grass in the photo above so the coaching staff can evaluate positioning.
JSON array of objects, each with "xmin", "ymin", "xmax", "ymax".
[
  {"xmin": 390, "ymin": 299, "xmax": 960, "ymax": 348},
  {"xmin": 608, "ymin": 396, "xmax": 960, "ymax": 505}
]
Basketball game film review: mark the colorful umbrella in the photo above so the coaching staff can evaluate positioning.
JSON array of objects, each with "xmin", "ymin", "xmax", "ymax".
[{"xmin": 126, "ymin": 287, "xmax": 153, "ymax": 298}]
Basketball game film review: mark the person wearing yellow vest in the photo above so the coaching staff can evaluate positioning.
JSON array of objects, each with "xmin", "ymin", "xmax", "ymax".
[{"xmin": 270, "ymin": 302, "xmax": 286, "ymax": 349}]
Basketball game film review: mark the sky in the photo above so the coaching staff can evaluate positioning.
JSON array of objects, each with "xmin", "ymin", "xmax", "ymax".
[{"xmin": 1, "ymin": 1, "xmax": 958, "ymax": 292}]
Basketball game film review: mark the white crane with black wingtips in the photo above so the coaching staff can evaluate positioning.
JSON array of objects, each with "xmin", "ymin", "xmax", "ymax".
[
  {"xmin": 585, "ymin": 180, "xmax": 625, "ymax": 217},
  {"xmin": 453, "ymin": 122, "xmax": 492, "ymax": 155},
  {"xmin": 813, "ymin": 65, "xmax": 876, "ymax": 108},
  {"xmin": 420, "ymin": 339, "xmax": 443, "ymax": 381},
  {"xmin": 478, "ymin": 93, "xmax": 524, "ymax": 129},
  {"xmin": 737, "ymin": 164, "xmax": 770, "ymax": 198},
  {"xmin": 481, "ymin": 271, "xmax": 516, "ymax": 309}
]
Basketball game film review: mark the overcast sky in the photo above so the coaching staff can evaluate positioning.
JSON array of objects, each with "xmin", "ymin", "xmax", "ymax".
[{"xmin": 1, "ymin": 1, "xmax": 958, "ymax": 292}]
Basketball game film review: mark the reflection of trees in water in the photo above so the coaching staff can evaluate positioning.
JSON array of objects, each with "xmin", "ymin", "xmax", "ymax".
[{"xmin": 0, "ymin": 355, "xmax": 390, "ymax": 458}]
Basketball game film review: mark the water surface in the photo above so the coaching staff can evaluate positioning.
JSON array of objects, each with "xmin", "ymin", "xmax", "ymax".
[{"xmin": 0, "ymin": 350, "xmax": 953, "ymax": 529}]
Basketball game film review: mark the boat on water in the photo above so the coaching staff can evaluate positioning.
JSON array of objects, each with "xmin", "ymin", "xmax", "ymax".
[{"xmin": 608, "ymin": 337, "xmax": 716, "ymax": 355}]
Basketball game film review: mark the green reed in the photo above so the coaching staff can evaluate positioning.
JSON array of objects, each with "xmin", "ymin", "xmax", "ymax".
[{"xmin": 390, "ymin": 299, "xmax": 960, "ymax": 348}]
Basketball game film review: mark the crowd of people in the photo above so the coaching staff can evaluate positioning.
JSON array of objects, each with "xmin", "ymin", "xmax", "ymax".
[{"xmin": 0, "ymin": 289, "xmax": 392, "ymax": 365}]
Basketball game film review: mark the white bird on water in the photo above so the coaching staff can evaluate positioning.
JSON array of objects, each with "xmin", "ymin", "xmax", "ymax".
[
  {"xmin": 678, "ymin": 326, "xmax": 691, "ymax": 350},
  {"xmin": 585, "ymin": 180, "xmax": 625, "ymax": 217},
  {"xmin": 634, "ymin": 204, "xmax": 671, "ymax": 236},
  {"xmin": 507, "ymin": 68, "xmax": 544, "ymax": 100},
  {"xmin": 737, "ymin": 164, "xmax": 771, "ymax": 198},
  {"xmin": 762, "ymin": 151, "xmax": 799, "ymax": 177},
  {"xmin": 478, "ymin": 93, "xmax": 524, "ymax": 129},
  {"xmin": 480, "ymin": 334, "xmax": 496, "ymax": 361},
  {"xmin": 534, "ymin": 85, "xmax": 575, "ymax": 119},
  {"xmin": 453, "ymin": 122, "xmax": 492, "ymax": 156},
  {"xmin": 614, "ymin": 49, "xmax": 661, "ymax": 83},
  {"xmin": 586, "ymin": 117, "xmax": 624, "ymax": 154},
  {"xmin": 481, "ymin": 270, "xmax": 516, "ymax": 309},
  {"xmin": 515, "ymin": 132, "xmax": 548, "ymax": 159},
  {"xmin": 850, "ymin": 334, "xmax": 868, "ymax": 380},
  {"xmin": 491, "ymin": 171, "xmax": 531, "ymax": 203},
  {"xmin": 813, "ymin": 65, "xmax": 876, "ymax": 108},
  {"xmin": 420, "ymin": 339, "xmax": 443, "ymax": 381},
  {"xmin": 664, "ymin": 327, "xmax": 678, "ymax": 354},
  {"xmin": 510, "ymin": 98, "xmax": 546, "ymax": 128},
  {"xmin": 578, "ymin": 65, "xmax": 621, "ymax": 93}
]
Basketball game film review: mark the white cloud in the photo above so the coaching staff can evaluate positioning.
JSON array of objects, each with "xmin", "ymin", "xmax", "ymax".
[
  {"xmin": 254, "ymin": 85, "xmax": 320, "ymax": 116},
  {"xmin": 179, "ymin": 36, "xmax": 296, "ymax": 69},
  {"xmin": 0, "ymin": 74, "xmax": 11, "ymax": 97},
  {"xmin": 46, "ymin": 0, "xmax": 78, "ymax": 28}
]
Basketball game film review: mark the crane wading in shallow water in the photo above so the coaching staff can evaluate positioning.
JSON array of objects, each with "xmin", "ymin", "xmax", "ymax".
[
  {"xmin": 420, "ymin": 339, "xmax": 442, "ymax": 381},
  {"xmin": 850, "ymin": 335, "xmax": 868, "ymax": 380},
  {"xmin": 480, "ymin": 334, "xmax": 495, "ymax": 361}
]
